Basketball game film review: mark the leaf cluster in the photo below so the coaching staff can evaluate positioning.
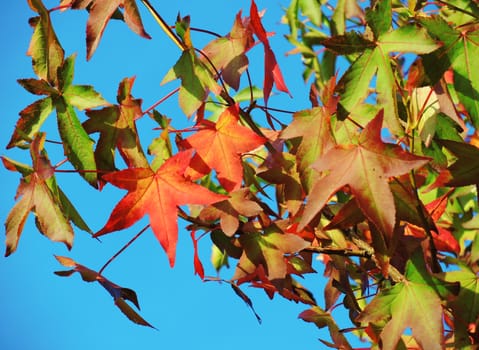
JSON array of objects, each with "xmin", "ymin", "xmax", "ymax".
[{"xmin": 4, "ymin": 0, "xmax": 479, "ymax": 348}]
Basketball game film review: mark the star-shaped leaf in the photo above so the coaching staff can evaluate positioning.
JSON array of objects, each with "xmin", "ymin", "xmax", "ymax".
[
  {"xmin": 298, "ymin": 110, "xmax": 430, "ymax": 243},
  {"xmin": 356, "ymin": 252, "xmax": 456, "ymax": 349},
  {"xmin": 183, "ymin": 104, "xmax": 266, "ymax": 191},
  {"xmin": 64, "ymin": 0, "xmax": 151, "ymax": 60},
  {"xmin": 94, "ymin": 150, "xmax": 227, "ymax": 266},
  {"xmin": 3, "ymin": 133, "xmax": 75, "ymax": 256}
]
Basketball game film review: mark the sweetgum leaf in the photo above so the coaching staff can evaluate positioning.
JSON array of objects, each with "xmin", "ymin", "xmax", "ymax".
[
  {"xmin": 250, "ymin": 0, "xmax": 290, "ymax": 104},
  {"xmin": 94, "ymin": 150, "xmax": 227, "ymax": 266},
  {"xmin": 55, "ymin": 97, "xmax": 98, "ymax": 187},
  {"xmin": 83, "ymin": 77, "xmax": 149, "ymax": 176},
  {"xmin": 232, "ymin": 226, "xmax": 310, "ymax": 281},
  {"xmin": 54, "ymin": 255, "xmax": 155, "ymax": 328},
  {"xmin": 365, "ymin": 0, "xmax": 391, "ymax": 39},
  {"xmin": 7, "ymin": 97, "xmax": 53, "ymax": 149},
  {"xmin": 4, "ymin": 134, "xmax": 74, "ymax": 256},
  {"xmin": 420, "ymin": 16, "xmax": 479, "ymax": 128},
  {"xmin": 66, "ymin": 0, "xmax": 151, "ymax": 60},
  {"xmin": 27, "ymin": 0, "xmax": 64, "ymax": 85},
  {"xmin": 183, "ymin": 104, "xmax": 266, "ymax": 191},
  {"xmin": 356, "ymin": 252, "xmax": 453, "ymax": 349},
  {"xmin": 199, "ymin": 188, "xmax": 262, "ymax": 237},
  {"xmin": 201, "ymin": 12, "xmax": 253, "ymax": 90},
  {"xmin": 436, "ymin": 139, "xmax": 479, "ymax": 187},
  {"xmin": 162, "ymin": 49, "xmax": 221, "ymax": 117},
  {"xmin": 299, "ymin": 110, "xmax": 430, "ymax": 243},
  {"xmin": 281, "ymin": 107, "xmax": 335, "ymax": 192},
  {"xmin": 299, "ymin": 306, "xmax": 353, "ymax": 349}
]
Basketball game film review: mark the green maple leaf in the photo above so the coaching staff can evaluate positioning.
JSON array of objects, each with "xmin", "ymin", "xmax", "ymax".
[
  {"xmin": 356, "ymin": 252, "xmax": 455, "ymax": 349},
  {"xmin": 27, "ymin": 0, "xmax": 65, "ymax": 85},
  {"xmin": 435, "ymin": 139, "xmax": 479, "ymax": 187},
  {"xmin": 330, "ymin": 0, "xmax": 440, "ymax": 134},
  {"xmin": 420, "ymin": 16, "xmax": 479, "ymax": 129},
  {"xmin": 11, "ymin": 55, "xmax": 108, "ymax": 187},
  {"xmin": 440, "ymin": 263, "xmax": 479, "ymax": 348},
  {"xmin": 298, "ymin": 111, "xmax": 430, "ymax": 243}
]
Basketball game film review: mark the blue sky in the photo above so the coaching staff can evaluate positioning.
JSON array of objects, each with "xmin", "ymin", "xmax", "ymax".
[{"xmin": 1, "ymin": 1, "xmax": 364, "ymax": 349}]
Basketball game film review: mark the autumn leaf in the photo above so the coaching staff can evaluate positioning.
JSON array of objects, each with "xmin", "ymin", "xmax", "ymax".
[
  {"xmin": 27, "ymin": 0, "xmax": 64, "ymax": 85},
  {"xmin": 202, "ymin": 12, "xmax": 254, "ymax": 90},
  {"xmin": 298, "ymin": 110, "xmax": 430, "ymax": 244},
  {"xmin": 440, "ymin": 263, "xmax": 479, "ymax": 348},
  {"xmin": 356, "ymin": 252, "xmax": 456, "ymax": 350},
  {"xmin": 199, "ymin": 188, "xmax": 262, "ymax": 237},
  {"xmin": 232, "ymin": 223, "xmax": 310, "ymax": 281},
  {"xmin": 249, "ymin": 0, "xmax": 290, "ymax": 104},
  {"xmin": 299, "ymin": 306, "xmax": 353, "ymax": 350},
  {"xmin": 3, "ymin": 133, "xmax": 75, "ymax": 256},
  {"xmin": 190, "ymin": 231, "xmax": 205, "ymax": 280},
  {"xmin": 94, "ymin": 150, "xmax": 227, "ymax": 266},
  {"xmin": 54, "ymin": 255, "xmax": 155, "ymax": 328},
  {"xmin": 183, "ymin": 104, "xmax": 266, "ymax": 191},
  {"xmin": 281, "ymin": 106, "xmax": 335, "ymax": 192},
  {"xmin": 64, "ymin": 0, "xmax": 151, "ymax": 60},
  {"xmin": 83, "ymin": 77, "xmax": 149, "ymax": 179},
  {"xmin": 435, "ymin": 139, "xmax": 479, "ymax": 187}
]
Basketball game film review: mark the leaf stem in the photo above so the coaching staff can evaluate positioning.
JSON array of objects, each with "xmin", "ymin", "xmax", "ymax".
[
  {"xmin": 98, "ymin": 224, "xmax": 149, "ymax": 275},
  {"xmin": 142, "ymin": 87, "xmax": 180, "ymax": 117}
]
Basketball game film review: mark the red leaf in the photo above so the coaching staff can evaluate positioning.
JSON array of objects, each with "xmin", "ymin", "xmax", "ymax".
[
  {"xmin": 94, "ymin": 150, "xmax": 227, "ymax": 266},
  {"xmin": 183, "ymin": 104, "xmax": 266, "ymax": 191},
  {"xmin": 249, "ymin": 0, "xmax": 290, "ymax": 104},
  {"xmin": 190, "ymin": 231, "xmax": 205, "ymax": 280}
]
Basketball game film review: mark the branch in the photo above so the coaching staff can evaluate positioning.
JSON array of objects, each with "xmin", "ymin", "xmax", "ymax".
[{"xmin": 304, "ymin": 246, "xmax": 372, "ymax": 258}]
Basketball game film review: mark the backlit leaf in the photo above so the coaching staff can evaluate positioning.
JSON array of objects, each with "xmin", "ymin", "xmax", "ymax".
[
  {"xmin": 183, "ymin": 104, "xmax": 266, "ymax": 191},
  {"xmin": 94, "ymin": 150, "xmax": 227, "ymax": 266},
  {"xmin": 4, "ymin": 134, "xmax": 74, "ymax": 256},
  {"xmin": 299, "ymin": 111, "xmax": 430, "ymax": 243}
]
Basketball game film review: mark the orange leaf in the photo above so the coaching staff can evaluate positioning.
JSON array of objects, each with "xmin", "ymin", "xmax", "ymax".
[
  {"xmin": 183, "ymin": 104, "xmax": 266, "ymax": 191},
  {"xmin": 94, "ymin": 150, "xmax": 227, "ymax": 266}
]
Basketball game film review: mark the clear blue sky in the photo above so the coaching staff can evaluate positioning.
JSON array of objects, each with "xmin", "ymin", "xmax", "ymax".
[{"xmin": 1, "ymin": 1, "xmax": 364, "ymax": 349}]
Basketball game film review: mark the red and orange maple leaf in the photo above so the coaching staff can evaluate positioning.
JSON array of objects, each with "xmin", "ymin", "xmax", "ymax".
[
  {"xmin": 183, "ymin": 104, "xmax": 266, "ymax": 191},
  {"xmin": 299, "ymin": 110, "xmax": 430, "ymax": 242},
  {"xmin": 94, "ymin": 150, "xmax": 227, "ymax": 266}
]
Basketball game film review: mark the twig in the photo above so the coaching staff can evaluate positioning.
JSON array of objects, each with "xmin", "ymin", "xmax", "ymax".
[{"xmin": 98, "ymin": 224, "xmax": 149, "ymax": 275}]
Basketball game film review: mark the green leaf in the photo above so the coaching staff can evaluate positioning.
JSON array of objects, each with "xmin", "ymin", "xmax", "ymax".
[
  {"xmin": 336, "ymin": 48, "xmax": 379, "ymax": 120},
  {"xmin": 365, "ymin": 0, "xmax": 391, "ymax": 39},
  {"xmin": 356, "ymin": 252, "xmax": 450, "ymax": 349},
  {"xmin": 7, "ymin": 97, "xmax": 53, "ymax": 149},
  {"xmin": 162, "ymin": 49, "xmax": 221, "ymax": 117},
  {"xmin": 438, "ymin": 139, "xmax": 479, "ymax": 186},
  {"xmin": 27, "ymin": 0, "xmax": 64, "ymax": 85},
  {"xmin": 378, "ymin": 25, "xmax": 440, "ymax": 54},
  {"xmin": 5, "ymin": 134, "xmax": 74, "ymax": 256},
  {"xmin": 63, "ymin": 84, "xmax": 109, "ymax": 110},
  {"xmin": 55, "ymin": 97, "xmax": 98, "ymax": 187},
  {"xmin": 321, "ymin": 32, "xmax": 375, "ymax": 55},
  {"xmin": 299, "ymin": 0, "xmax": 322, "ymax": 27},
  {"xmin": 440, "ymin": 264, "xmax": 479, "ymax": 348}
]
